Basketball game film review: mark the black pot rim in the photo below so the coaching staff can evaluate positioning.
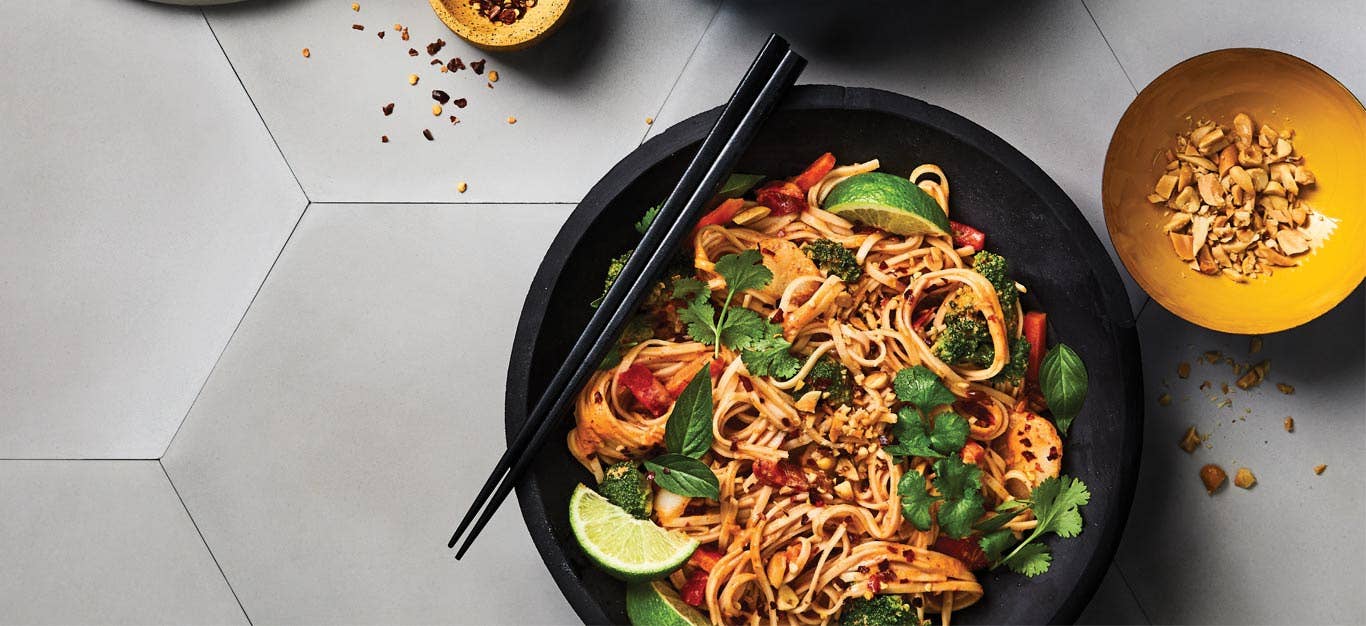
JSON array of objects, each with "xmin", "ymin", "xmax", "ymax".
[{"xmin": 504, "ymin": 84, "xmax": 1144, "ymax": 625}]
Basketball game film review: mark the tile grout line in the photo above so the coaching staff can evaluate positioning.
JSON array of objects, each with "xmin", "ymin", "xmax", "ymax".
[
  {"xmin": 159, "ymin": 201, "xmax": 311, "ymax": 458},
  {"xmin": 0, "ymin": 458, "xmax": 159, "ymax": 462},
  {"xmin": 1080, "ymin": 0, "xmax": 1139, "ymax": 95},
  {"xmin": 307, "ymin": 201, "xmax": 579, "ymax": 206},
  {"xmin": 159, "ymin": 460, "xmax": 254, "ymax": 625},
  {"xmin": 634, "ymin": 0, "xmax": 726, "ymax": 147},
  {"xmin": 1111, "ymin": 560, "xmax": 1156, "ymax": 624},
  {"xmin": 201, "ymin": 8, "xmax": 311, "ymax": 203}
]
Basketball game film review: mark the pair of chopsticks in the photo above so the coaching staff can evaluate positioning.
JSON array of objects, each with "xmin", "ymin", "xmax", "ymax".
[{"xmin": 448, "ymin": 34, "xmax": 807, "ymax": 559}]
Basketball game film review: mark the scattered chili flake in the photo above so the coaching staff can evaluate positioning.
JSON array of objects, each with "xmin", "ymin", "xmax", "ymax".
[
  {"xmin": 488, "ymin": 70, "xmax": 500, "ymax": 83},
  {"xmin": 1179, "ymin": 426, "xmax": 1201, "ymax": 453},
  {"xmin": 457, "ymin": 182, "xmax": 468, "ymax": 193},
  {"xmin": 401, "ymin": 27, "xmax": 409, "ymax": 41},
  {"xmin": 380, "ymin": 135, "xmax": 388, "ymax": 143},
  {"xmin": 432, "ymin": 104, "xmax": 443, "ymax": 116},
  {"xmin": 377, "ymin": 31, "xmax": 385, "ymax": 39},
  {"xmin": 426, "ymin": 38, "xmax": 446, "ymax": 55},
  {"xmin": 422, "ymin": 129, "xmax": 434, "ymax": 141},
  {"xmin": 1276, "ymin": 383, "xmax": 1295, "ymax": 395},
  {"xmin": 1313, "ymin": 464, "xmax": 1327, "ymax": 475},
  {"xmin": 408, "ymin": 48, "xmax": 419, "ymax": 57},
  {"xmin": 507, "ymin": 116, "xmax": 517, "ymax": 124},
  {"xmin": 301, "ymin": 47, "xmax": 311, "ymax": 58},
  {"xmin": 381, "ymin": 102, "xmax": 394, "ymax": 116},
  {"xmin": 453, "ymin": 98, "xmax": 467, "ymax": 108},
  {"xmin": 1177, "ymin": 361, "xmax": 1190, "ymax": 379},
  {"xmin": 449, "ymin": 115, "xmax": 460, "ymax": 124},
  {"xmin": 1158, "ymin": 393, "xmax": 1172, "ymax": 406},
  {"xmin": 469, "ymin": 0, "xmax": 534, "ymax": 25},
  {"xmin": 408, "ymin": 74, "xmax": 419, "ymax": 85},
  {"xmin": 351, "ymin": 2, "xmax": 359, "ymax": 11},
  {"xmin": 352, "ymin": 24, "xmax": 364, "ymax": 30},
  {"xmin": 431, "ymin": 90, "xmax": 450, "ymax": 104},
  {"xmin": 447, "ymin": 57, "xmax": 465, "ymax": 72},
  {"xmin": 470, "ymin": 59, "xmax": 486, "ymax": 74},
  {"xmin": 487, "ymin": 82, "xmax": 494, "ymax": 89},
  {"xmin": 430, "ymin": 59, "xmax": 443, "ymax": 66},
  {"xmin": 1283, "ymin": 416, "xmax": 1294, "ymax": 432},
  {"xmin": 1199, "ymin": 464, "xmax": 1227, "ymax": 494},
  {"xmin": 1233, "ymin": 467, "xmax": 1256, "ymax": 489}
]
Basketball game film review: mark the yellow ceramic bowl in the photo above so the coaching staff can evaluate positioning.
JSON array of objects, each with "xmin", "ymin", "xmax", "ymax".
[
  {"xmin": 429, "ymin": 0, "xmax": 571, "ymax": 51},
  {"xmin": 1104, "ymin": 48, "xmax": 1366, "ymax": 334}
]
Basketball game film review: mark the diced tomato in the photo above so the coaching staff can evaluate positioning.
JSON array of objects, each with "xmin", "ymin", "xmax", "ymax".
[
  {"xmin": 949, "ymin": 221, "xmax": 986, "ymax": 251},
  {"xmin": 695, "ymin": 198, "xmax": 746, "ymax": 231},
  {"xmin": 688, "ymin": 546, "xmax": 722, "ymax": 573},
  {"xmin": 680, "ymin": 569, "xmax": 708, "ymax": 607},
  {"xmin": 932, "ymin": 536, "xmax": 988, "ymax": 571},
  {"xmin": 709, "ymin": 357, "xmax": 727, "ymax": 378},
  {"xmin": 617, "ymin": 364, "xmax": 673, "ymax": 416},
  {"xmin": 755, "ymin": 181, "xmax": 807, "ymax": 216},
  {"xmin": 752, "ymin": 459, "xmax": 809, "ymax": 491},
  {"xmin": 790, "ymin": 152, "xmax": 836, "ymax": 192},
  {"xmin": 960, "ymin": 441, "xmax": 986, "ymax": 465},
  {"xmin": 1023, "ymin": 311, "xmax": 1047, "ymax": 385}
]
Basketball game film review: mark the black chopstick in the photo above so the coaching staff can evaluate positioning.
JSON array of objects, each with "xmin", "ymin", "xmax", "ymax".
[{"xmin": 448, "ymin": 34, "xmax": 806, "ymax": 559}]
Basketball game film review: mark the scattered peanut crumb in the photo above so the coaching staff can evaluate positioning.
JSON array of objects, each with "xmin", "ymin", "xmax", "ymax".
[
  {"xmin": 351, "ymin": 2, "xmax": 359, "ymax": 11},
  {"xmin": 1313, "ymin": 464, "xmax": 1327, "ymax": 475},
  {"xmin": 1283, "ymin": 416, "xmax": 1294, "ymax": 432},
  {"xmin": 401, "ymin": 27, "xmax": 409, "ymax": 41},
  {"xmin": 1179, "ymin": 426, "xmax": 1201, "ymax": 453},
  {"xmin": 1200, "ymin": 464, "xmax": 1227, "ymax": 494},
  {"xmin": 488, "ymin": 70, "xmax": 499, "ymax": 82},
  {"xmin": 352, "ymin": 24, "xmax": 364, "ymax": 30},
  {"xmin": 377, "ymin": 31, "xmax": 385, "ymax": 39},
  {"xmin": 1158, "ymin": 393, "xmax": 1172, "ymax": 406},
  {"xmin": 440, "ymin": 66, "xmax": 449, "ymax": 73},
  {"xmin": 1276, "ymin": 383, "xmax": 1295, "ymax": 394},
  {"xmin": 394, "ymin": 23, "xmax": 403, "ymax": 31},
  {"xmin": 1235, "ymin": 360, "xmax": 1269, "ymax": 390},
  {"xmin": 646, "ymin": 116, "xmax": 655, "ymax": 125},
  {"xmin": 1199, "ymin": 380, "xmax": 1212, "ymax": 390},
  {"xmin": 507, "ymin": 116, "xmax": 517, "ymax": 124},
  {"xmin": 408, "ymin": 74, "xmax": 419, "ymax": 85},
  {"xmin": 1249, "ymin": 336, "xmax": 1262, "ymax": 354},
  {"xmin": 1203, "ymin": 350, "xmax": 1222, "ymax": 364},
  {"xmin": 1177, "ymin": 361, "xmax": 1190, "ymax": 379},
  {"xmin": 302, "ymin": 47, "xmax": 312, "ymax": 58},
  {"xmin": 457, "ymin": 182, "xmax": 468, "ymax": 193},
  {"xmin": 432, "ymin": 104, "xmax": 443, "ymax": 116},
  {"xmin": 1233, "ymin": 467, "xmax": 1256, "ymax": 489},
  {"xmin": 381, "ymin": 102, "xmax": 394, "ymax": 116},
  {"xmin": 449, "ymin": 115, "xmax": 460, "ymax": 124},
  {"xmin": 1220, "ymin": 382, "xmax": 1230, "ymax": 395}
]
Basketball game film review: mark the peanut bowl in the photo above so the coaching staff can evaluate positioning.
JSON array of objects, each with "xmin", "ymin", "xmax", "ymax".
[{"xmin": 1103, "ymin": 48, "xmax": 1366, "ymax": 334}]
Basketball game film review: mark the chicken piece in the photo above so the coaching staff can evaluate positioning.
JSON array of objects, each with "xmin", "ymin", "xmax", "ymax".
[
  {"xmin": 755, "ymin": 238, "xmax": 822, "ymax": 301},
  {"xmin": 996, "ymin": 409, "xmax": 1062, "ymax": 498}
]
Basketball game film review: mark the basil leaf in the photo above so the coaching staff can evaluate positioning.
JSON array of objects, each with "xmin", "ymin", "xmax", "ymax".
[
  {"xmin": 646, "ymin": 454, "xmax": 720, "ymax": 499},
  {"xmin": 893, "ymin": 366, "xmax": 956, "ymax": 411},
  {"xmin": 664, "ymin": 366, "xmax": 714, "ymax": 458},
  {"xmin": 716, "ymin": 173, "xmax": 764, "ymax": 199},
  {"xmin": 1039, "ymin": 343, "xmax": 1088, "ymax": 435}
]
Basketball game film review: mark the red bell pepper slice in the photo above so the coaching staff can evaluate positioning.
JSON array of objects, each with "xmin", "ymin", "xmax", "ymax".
[
  {"xmin": 680, "ymin": 569, "xmax": 709, "ymax": 607},
  {"xmin": 709, "ymin": 357, "xmax": 727, "ymax": 378},
  {"xmin": 1023, "ymin": 311, "xmax": 1047, "ymax": 385},
  {"xmin": 790, "ymin": 152, "xmax": 836, "ymax": 192},
  {"xmin": 688, "ymin": 546, "xmax": 722, "ymax": 572},
  {"xmin": 617, "ymin": 364, "xmax": 673, "ymax": 416},
  {"xmin": 949, "ymin": 220, "xmax": 986, "ymax": 251},
  {"xmin": 755, "ymin": 181, "xmax": 807, "ymax": 217},
  {"xmin": 932, "ymin": 536, "xmax": 989, "ymax": 571},
  {"xmin": 752, "ymin": 459, "xmax": 809, "ymax": 491},
  {"xmin": 695, "ymin": 198, "xmax": 746, "ymax": 231}
]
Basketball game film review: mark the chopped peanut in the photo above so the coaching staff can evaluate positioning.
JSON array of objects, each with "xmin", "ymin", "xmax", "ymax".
[
  {"xmin": 1179, "ymin": 426, "xmax": 1201, "ymax": 453},
  {"xmin": 301, "ymin": 48, "xmax": 311, "ymax": 58},
  {"xmin": 1277, "ymin": 383, "xmax": 1295, "ymax": 394},
  {"xmin": 1283, "ymin": 416, "xmax": 1294, "ymax": 432},
  {"xmin": 488, "ymin": 71, "xmax": 499, "ymax": 82},
  {"xmin": 1177, "ymin": 361, "xmax": 1191, "ymax": 379},
  {"xmin": 1200, "ymin": 464, "xmax": 1227, "ymax": 494},
  {"xmin": 646, "ymin": 117, "xmax": 655, "ymax": 125},
  {"xmin": 1158, "ymin": 393, "xmax": 1172, "ymax": 406},
  {"xmin": 1249, "ymin": 336, "xmax": 1262, "ymax": 354},
  {"xmin": 507, "ymin": 116, "xmax": 517, "ymax": 124},
  {"xmin": 457, "ymin": 182, "xmax": 468, "ymax": 193},
  {"xmin": 351, "ymin": 2, "xmax": 359, "ymax": 10},
  {"xmin": 1313, "ymin": 464, "xmax": 1327, "ymax": 475},
  {"xmin": 1233, "ymin": 467, "xmax": 1256, "ymax": 489},
  {"xmin": 408, "ymin": 74, "xmax": 419, "ymax": 85},
  {"xmin": 432, "ymin": 104, "xmax": 443, "ymax": 116}
]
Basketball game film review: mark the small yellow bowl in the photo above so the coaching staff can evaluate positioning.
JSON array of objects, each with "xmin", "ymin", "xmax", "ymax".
[
  {"xmin": 1103, "ymin": 48, "xmax": 1366, "ymax": 334},
  {"xmin": 429, "ymin": 0, "xmax": 571, "ymax": 51}
]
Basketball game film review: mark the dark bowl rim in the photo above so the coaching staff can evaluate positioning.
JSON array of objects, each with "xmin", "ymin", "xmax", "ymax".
[{"xmin": 505, "ymin": 84, "xmax": 1144, "ymax": 625}]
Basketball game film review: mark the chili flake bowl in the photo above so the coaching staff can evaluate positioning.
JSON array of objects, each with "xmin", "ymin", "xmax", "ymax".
[
  {"xmin": 429, "ymin": 0, "xmax": 571, "ymax": 51},
  {"xmin": 1103, "ymin": 48, "xmax": 1366, "ymax": 335}
]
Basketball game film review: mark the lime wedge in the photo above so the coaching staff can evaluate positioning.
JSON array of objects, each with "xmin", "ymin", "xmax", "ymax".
[
  {"xmin": 626, "ymin": 580, "xmax": 710, "ymax": 626},
  {"xmin": 822, "ymin": 172, "xmax": 951, "ymax": 236},
  {"xmin": 569, "ymin": 484, "xmax": 698, "ymax": 582}
]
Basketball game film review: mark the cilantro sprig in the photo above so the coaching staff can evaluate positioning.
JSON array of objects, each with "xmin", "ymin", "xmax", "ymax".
[
  {"xmin": 977, "ymin": 475, "xmax": 1091, "ymax": 577},
  {"xmin": 897, "ymin": 458, "xmax": 984, "ymax": 538},
  {"xmin": 890, "ymin": 366, "xmax": 983, "ymax": 538},
  {"xmin": 674, "ymin": 250, "xmax": 801, "ymax": 379}
]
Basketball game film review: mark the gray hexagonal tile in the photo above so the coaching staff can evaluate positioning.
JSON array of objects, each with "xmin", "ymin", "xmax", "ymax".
[
  {"xmin": 1086, "ymin": 0, "xmax": 1366, "ymax": 97},
  {"xmin": 163, "ymin": 204, "xmax": 577, "ymax": 624},
  {"xmin": 0, "ymin": 460, "xmax": 246, "ymax": 625},
  {"xmin": 202, "ymin": 0, "xmax": 720, "ymax": 203},
  {"xmin": 1116, "ymin": 287, "xmax": 1364, "ymax": 624},
  {"xmin": 646, "ymin": 0, "xmax": 1147, "ymax": 314},
  {"xmin": 0, "ymin": 1, "xmax": 307, "ymax": 458}
]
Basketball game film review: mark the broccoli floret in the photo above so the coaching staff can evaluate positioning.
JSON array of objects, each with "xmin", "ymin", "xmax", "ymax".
[
  {"xmin": 599, "ymin": 461, "xmax": 652, "ymax": 519},
  {"xmin": 839, "ymin": 595, "xmax": 921, "ymax": 626},
  {"xmin": 971, "ymin": 250, "xmax": 1017, "ymax": 324},
  {"xmin": 591, "ymin": 250, "xmax": 634, "ymax": 308},
  {"xmin": 807, "ymin": 357, "xmax": 853, "ymax": 407},
  {"xmin": 804, "ymin": 239, "xmax": 863, "ymax": 283},
  {"xmin": 991, "ymin": 335, "xmax": 1031, "ymax": 385},
  {"xmin": 932, "ymin": 313, "xmax": 992, "ymax": 367}
]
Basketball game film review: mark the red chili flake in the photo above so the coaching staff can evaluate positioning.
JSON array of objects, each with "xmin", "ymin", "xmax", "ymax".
[
  {"xmin": 592, "ymin": 391, "xmax": 603, "ymax": 404},
  {"xmin": 447, "ymin": 57, "xmax": 465, "ymax": 72},
  {"xmin": 753, "ymin": 460, "xmax": 809, "ymax": 491},
  {"xmin": 1047, "ymin": 446, "xmax": 1060, "ymax": 461},
  {"xmin": 1022, "ymin": 450, "xmax": 1037, "ymax": 461},
  {"xmin": 381, "ymin": 102, "xmax": 394, "ymax": 116},
  {"xmin": 380, "ymin": 135, "xmax": 388, "ymax": 143},
  {"xmin": 430, "ymin": 59, "xmax": 443, "ymax": 66},
  {"xmin": 739, "ymin": 377, "xmax": 753, "ymax": 392},
  {"xmin": 426, "ymin": 38, "xmax": 446, "ymax": 55},
  {"xmin": 408, "ymin": 48, "xmax": 418, "ymax": 57},
  {"xmin": 857, "ymin": 565, "xmax": 870, "ymax": 574},
  {"xmin": 377, "ymin": 31, "xmax": 385, "ymax": 39},
  {"xmin": 868, "ymin": 576, "xmax": 882, "ymax": 594},
  {"xmin": 422, "ymin": 129, "xmax": 434, "ymax": 141},
  {"xmin": 769, "ymin": 309, "xmax": 784, "ymax": 323},
  {"xmin": 470, "ymin": 59, "xmax": 486, "ymax": 74},
  {"xmin": 1021, "ymin": 437, "xmax": 1033, "ymax": 447},
  {"xmin": 877, "ymin": 559, "xmax": 892, "ymax": 572},
  {"xmin": 729, "ymin": 441, "xmax": 739, "ymax": 451},
  {"xmin": 431, "ymin": 90, "xmax": 450, "ymax": 104},
  {"xmin": 448, "ymin": 115, "xmax": 460, "ymax": 124},
  {"xmin": 351, "ymin": 24, "xmax": 364, "ymax": 30},
  {"xmin": 452, "ymin": 98, "xmax": 468, "ymax": 108}
]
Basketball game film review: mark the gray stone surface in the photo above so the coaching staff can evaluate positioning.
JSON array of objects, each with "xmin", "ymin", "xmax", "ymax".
[
  {"xmin": 0, "ymin": 460, "xmax": 246, "ymax": 625},
  {"xmin": 1118, "ymin": 287, "xmax": 1365, "ymax": 624},
  {"xmin": 0, "ymin": 0, "xmax": 307, "ymax": 458},
  {"xmin": 162, "ymin": 204, "xmax": 578, "ymax": 624},
  {"xmin": 202, "ymin": 0, "xmax": 719, "ymax": 203},
  {"xmin": 1077, "ymin": 565, "xmax": 1150, "ymax": 625},
  {"xmin": 646, "ymin": 0, "xmax": 1147, "ymax": 314}
]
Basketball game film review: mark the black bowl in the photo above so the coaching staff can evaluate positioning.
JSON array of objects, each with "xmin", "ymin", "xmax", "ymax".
[{"xmin": 505, "ymin": 85, "xmax": 1143, "ymax": 625}]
